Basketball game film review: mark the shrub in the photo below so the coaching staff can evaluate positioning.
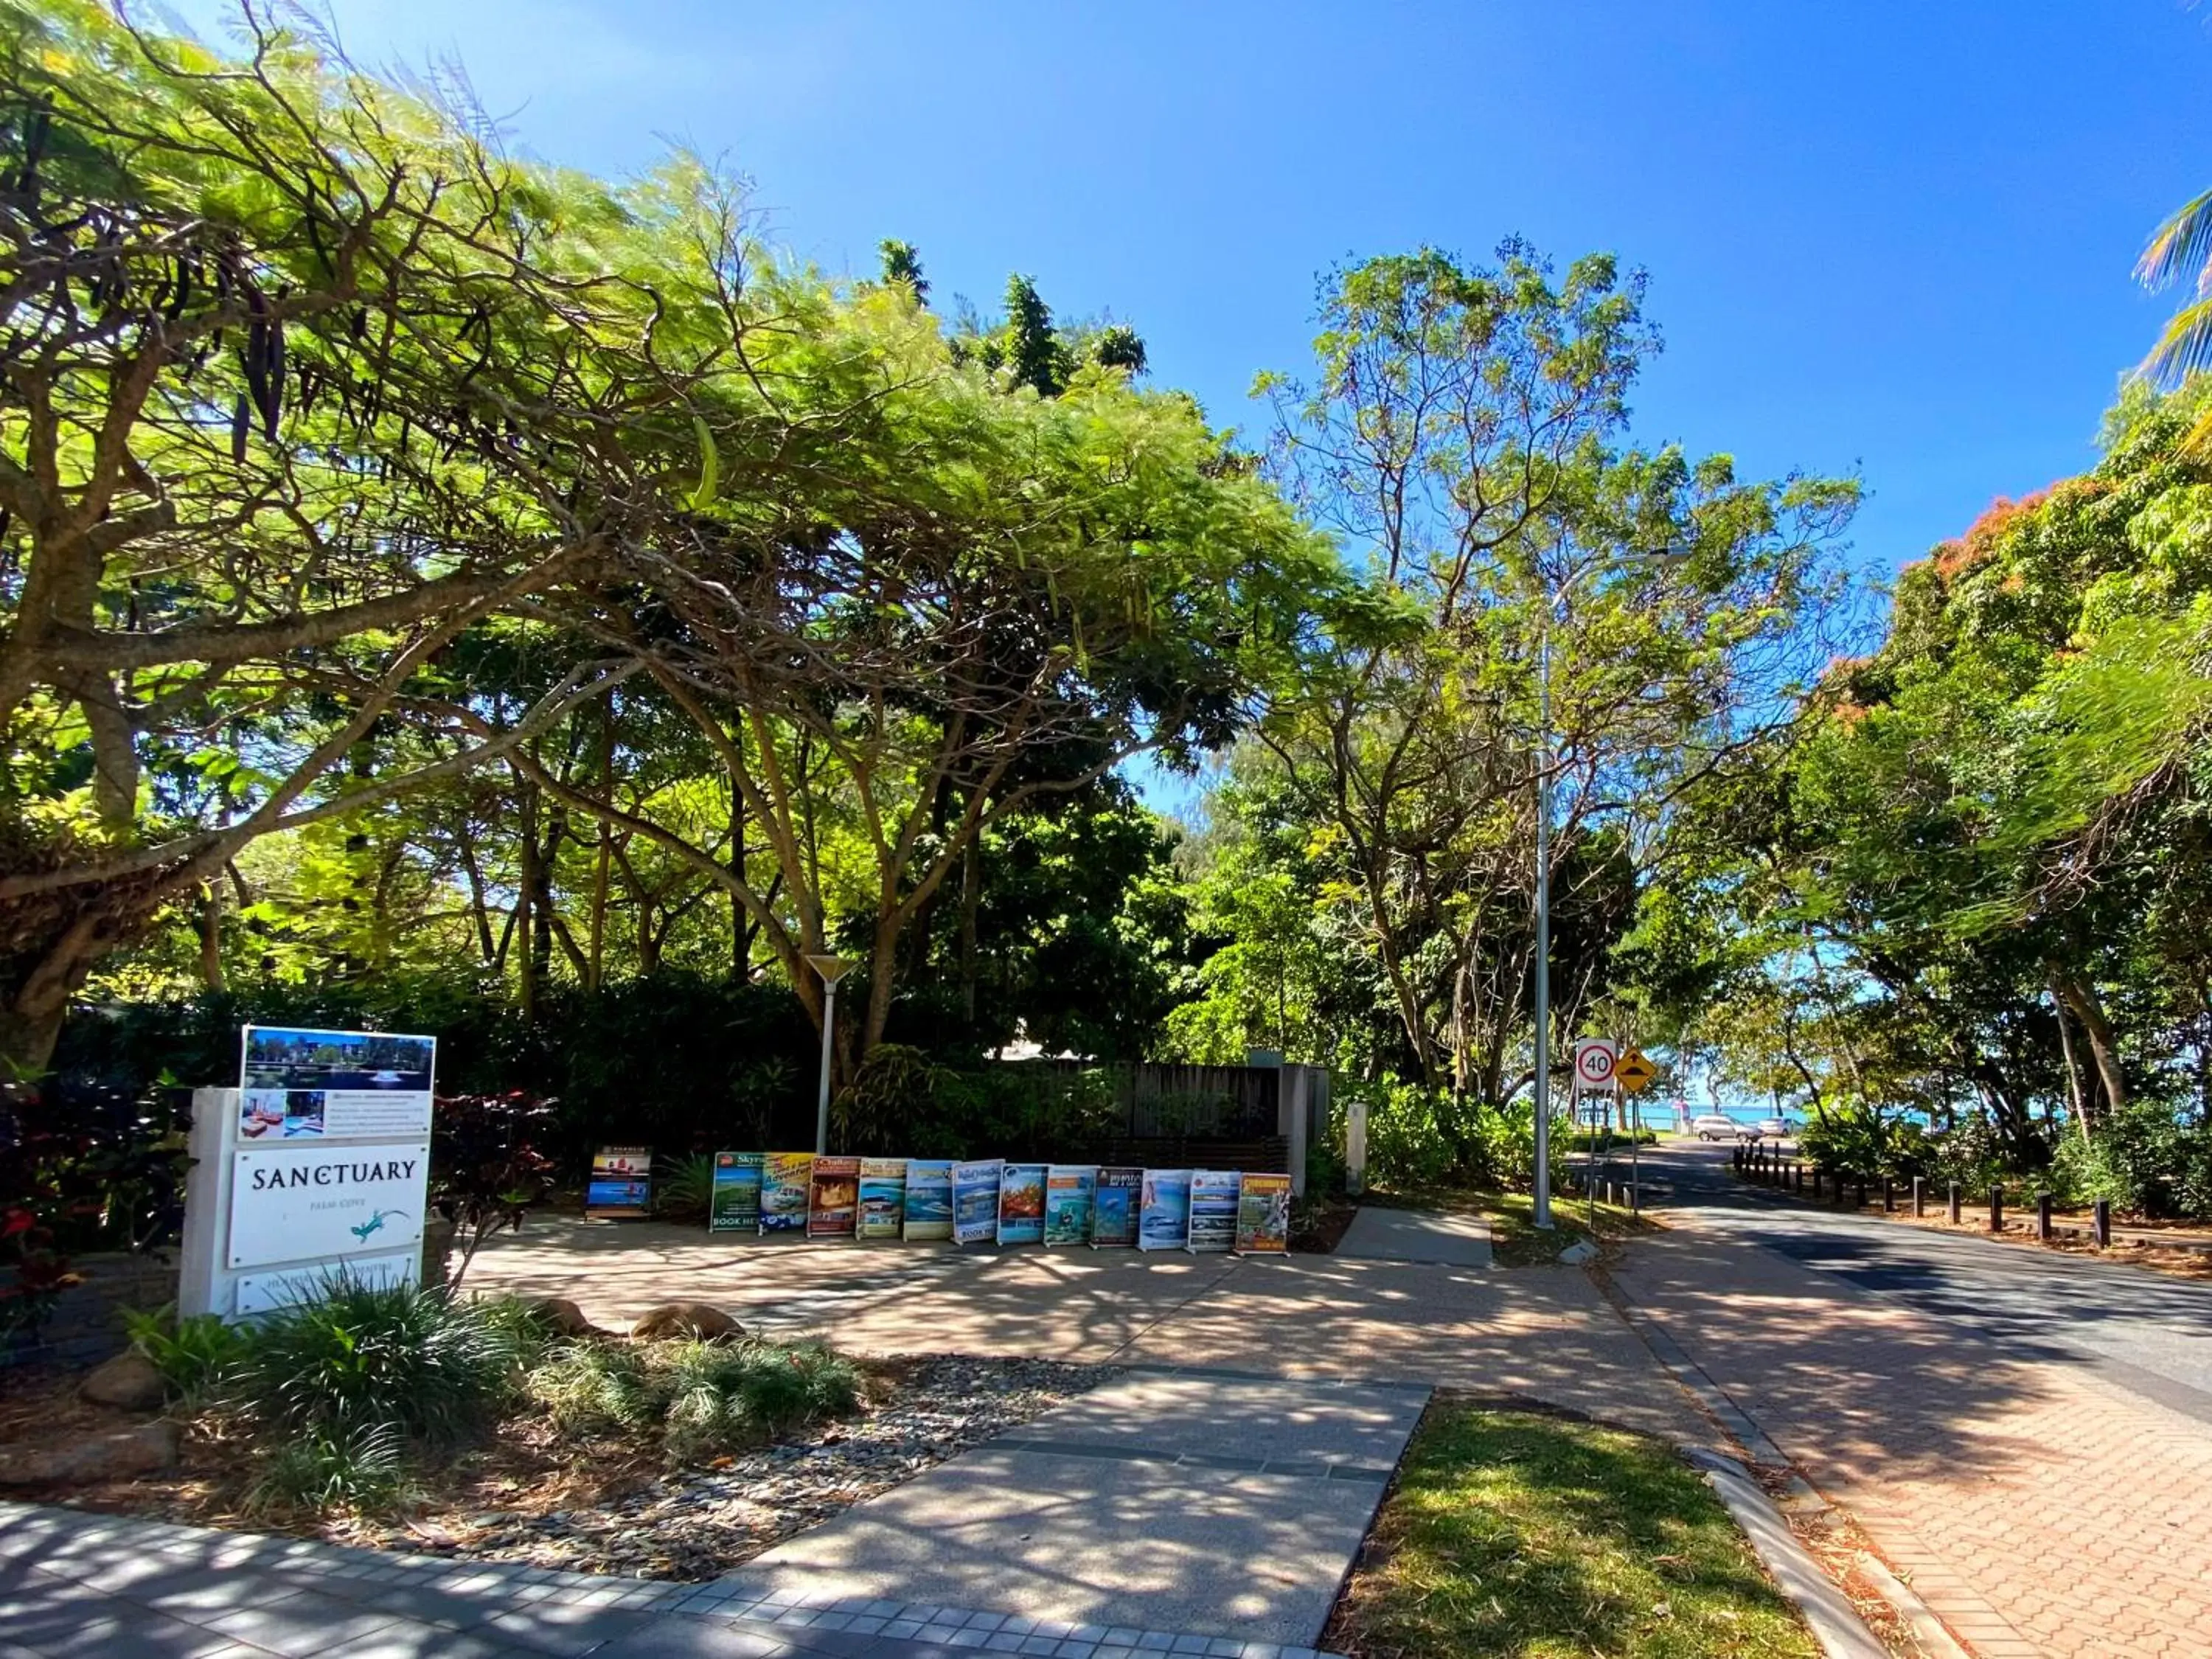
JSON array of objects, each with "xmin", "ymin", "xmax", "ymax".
[
  {"xmin": 2048, "ymin": 1103, "xmax": 2212, "ymax": 1218},
  {"xmin": 525, "ymin": 1335, "xmax": 861, "ymax": 1461},
  {"xmin": 1334, "ymin": 1078, "xmax": 1566, "ymax": 1194},
  {"xmin": 123, "ymin": 1304, "xmax": 250, "ymax": 1405},
  {"xmin": 652, "ymin": 1152, "xmax": 717, "ymax": 1223},
  {"xmin": 224, "ymin": 1279, "xmax": 527, "ymax": 1445},
  {"xmin": 429, "ymin": 1092, "xmax": 557, "ymax": 1290},
  {"xmin": 243, "ymin": 1421, "xmax": 411, "ymax": 1517}
]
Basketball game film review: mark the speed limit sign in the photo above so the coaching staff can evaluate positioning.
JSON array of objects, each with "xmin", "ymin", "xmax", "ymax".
[{"xmin": 1572, "ymin": 1038, "xmax": 1618, "ymax": 1093}]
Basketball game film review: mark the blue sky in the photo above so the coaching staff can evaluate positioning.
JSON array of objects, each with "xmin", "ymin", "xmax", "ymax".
[{"xmin": 173, "ymin": 0, "xmax": 2212, "ymax": 585}]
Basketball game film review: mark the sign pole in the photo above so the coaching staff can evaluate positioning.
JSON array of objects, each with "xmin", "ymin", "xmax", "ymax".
[{"xmin": 805, "ymin": 955, "xmax": 855, "ymax": 1156}]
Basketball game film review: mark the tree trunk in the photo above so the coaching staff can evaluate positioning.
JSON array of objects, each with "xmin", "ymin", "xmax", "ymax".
[
  {"xmin": 2048, "ymin": 967, "xmax": 2091, "ymax": 1144},
  {"xmin": 515, "ymin": 778, "xmax": 540, "ymax": 1020},
  {"xmin": 198, "ymin": 883, "xmax": 224, "ymax": 990},
  {"xmin": 2053, "ymin": 969, "xmax": 2126, "ymax": 1124}
]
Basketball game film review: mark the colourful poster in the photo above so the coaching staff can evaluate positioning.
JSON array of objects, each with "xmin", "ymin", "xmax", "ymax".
[
  {"xmin": 1043, "ymin": 1165, "xmax": 1099, "ymax": 1246},
  {"xmin": 709, "ymin": 1152, "xmax": 764, "ymax": 1234},
  {"xmin": 904, "ymin": 1159, "xmax": 954, "ymax": 1241},
  {"xmin": 998, "ymin": 1162, "xmax": 1048, "ymax": 1245},
  {"xmin": 858, "ymin": 1158, "xmax": 908, "ymax": 1240},
  {"xmin": 807, "ymin": 1155, "xmax": 860, "ymax": 1239},
  {"xmin": 1091, "ymin": 1166, "xmax": 1141, "ymax": 1248},
  {"xmin": 586, "ymin": 1146, "xmax": 653, "ymax": 1218},
  {"xmin": 1234, "ymin": 1172, "xmax": 1293, "ymax": 1253},
  {"xmin": 760, "ymin": 1152, "xmax": 813, "ymax": 1234},
  {"xmin": 1138, "ymin": 1169, "xmax": 1192, "ymax": 1251},
  {"xmin": 953, "ymin": 1160, "xmax": 1004, "ymax": 1245},
  {"xmin": 1187, "ymin": 1170, "xmax": 1241, "ymax": 1253}
]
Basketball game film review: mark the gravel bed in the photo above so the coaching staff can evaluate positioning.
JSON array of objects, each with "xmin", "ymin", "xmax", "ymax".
[{"xmin": 346, "ymin": 1354, "xmax": 1116, "ymax": 1581}]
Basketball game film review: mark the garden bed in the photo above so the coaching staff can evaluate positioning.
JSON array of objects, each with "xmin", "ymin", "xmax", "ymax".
[{"xmin": 0, "ymin": 1299, "xmax": 1113, "ymax": 1582}]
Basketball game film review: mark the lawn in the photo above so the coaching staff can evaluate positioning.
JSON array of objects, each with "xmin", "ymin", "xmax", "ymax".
[{"xmin": 1327, "ymin": 1402, "xmax": 1818, "ymax": 1659}]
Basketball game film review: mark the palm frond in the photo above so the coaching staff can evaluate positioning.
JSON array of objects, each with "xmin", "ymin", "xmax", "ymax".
[
  {"xmin": 2136, "ymin": 188, "xmax": 2212, "ymax": 293},
  {"xmin": 2137, "ymin": 294, "xmax": 2212, "ymax": 386}
]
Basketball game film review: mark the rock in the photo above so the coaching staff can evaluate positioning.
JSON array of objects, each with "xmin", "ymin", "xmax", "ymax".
[
  {"xmin": 0, "ymin": 1420, "xmax": 179, "ymax": 1486},
  {"xmin": 1557, "ymin": 1239, "xmax": 1599, "ymax": 1265},
  {"xmin": 630, "ymin": 1302, "xmax": 745, "ymax": 1342},
  {"xmin": 530, "ymin": 1296, "xmax": 612, "ymax": 1339},
  {"xmin": 79, "ymin": 1350, "xmax": 167, "ymax": 1412}
]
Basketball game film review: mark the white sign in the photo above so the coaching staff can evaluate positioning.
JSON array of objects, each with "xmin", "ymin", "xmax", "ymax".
[
  {"xmin": 234, "ymin": 1251, "xmax": 417, "ymax": 1315},
  {"xmin": 226, "ymin": 1141, "xmax": 429, "ymax": 1270},
  {"xmin": 1572, "ymin": 1038, "xmax": 1618, "ymax": 1093}
]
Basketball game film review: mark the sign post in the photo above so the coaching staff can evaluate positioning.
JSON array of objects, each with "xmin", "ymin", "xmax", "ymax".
[
  {"xmin": 1614, "ymin": 1047, "xmax": 1658, "ymax": 1213},
  {"xmin": 1571, "ymin": 1039, "xmax": 1617, "ymax": 1233},
  {"xmin": 179, "ymin": 1025, "xmax": 437, "ymax": 1320}
]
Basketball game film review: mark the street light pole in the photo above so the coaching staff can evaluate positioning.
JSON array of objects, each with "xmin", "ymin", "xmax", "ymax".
[
  {"xmin": 805, "ymin": 954, "xmax": 855, "ymax": 1155},
  {"xmin": 1532, "ymin": 608, "xmax": 1556, "ymax": 1228}
]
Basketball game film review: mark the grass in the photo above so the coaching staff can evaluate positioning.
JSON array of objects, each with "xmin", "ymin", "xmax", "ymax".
[{"xmin": 1329, "ymin": 1403, "xmax": 1818, "ymax": 1659}]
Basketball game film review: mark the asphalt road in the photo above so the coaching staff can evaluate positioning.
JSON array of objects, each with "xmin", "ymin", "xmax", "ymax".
[{"xmin": 1612, "ymin": 1136, "xmax": 2212, "ymax": 1425}]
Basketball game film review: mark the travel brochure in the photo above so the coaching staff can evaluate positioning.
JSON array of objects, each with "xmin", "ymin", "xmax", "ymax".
[
  {"xmin": 807, "ymin": 1155, "xmax": 860, "ymax": 1239},
  {"xmin": 997, "ymin": 1162, "xmax": 1047, "ymax": 1245},
  {"xmin": 1186, "ymin": 1169, "xmax": 1241, "ymax": 1253},
  {"xmin": 695, "ymin": 1151, "xmax": 1288, "ymax": 1252},
  {"xmin": 1092, "ymin": 1166, "xmax": 1141, "ymax": 1247},
  {"xmin": 709, "ymin": 1152, "xmax": 764, "ymax": 1233},
  {"xmin": 239, "ymin": 1023, "xmax": 437, "ymax": 1140},
  {"xmin": 903, "ymin": 1159, "xmax": 953, "ymax": 1240},
  {"xmin": 1138, "ymin": 1168, "xmax": 1192, "ymax": 1251},
  {"xmin": 1235, "ymin": 1172, "xmax": 1293, "ymax": 1253},
  {"xmin": 858, "ymin": 1158, "xmax": 908, "ymax": 1239},
  {"xmin": 1043, "ymin": 1165, "xmax": 1098, "ymax": 1245},
  {"xmin": 586, "ymin": 1146, "xmax": 653, "ymax": 1218},
  {"xmin": 760, "ymin": 1152, "xmax": 813, "ymax": 1233}
]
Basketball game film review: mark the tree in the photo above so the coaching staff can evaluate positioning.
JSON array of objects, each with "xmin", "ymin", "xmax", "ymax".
[
  {"xmin": 1248, "ymin": 243, "xmax": 1857, "ymax": 1104},
  {"xmin": 0, "ymin": 2, "xmax": 671, "ymax": 1070}
]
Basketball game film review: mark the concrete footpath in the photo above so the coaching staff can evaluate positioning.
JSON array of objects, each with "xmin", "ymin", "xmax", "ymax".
[
  {"xmin": 692, "ymin": 1366, "xmax": 1427, "ymax": 1649},
  {"xmin": 0, "ymin": 1497, "xmax": 1350, "ymax": 1659}
]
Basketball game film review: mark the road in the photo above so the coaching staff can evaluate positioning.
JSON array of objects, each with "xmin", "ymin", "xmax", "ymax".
[{"xmin": 1624, "ymin": 1137, "xmax": 2212, "ymax": 1425}]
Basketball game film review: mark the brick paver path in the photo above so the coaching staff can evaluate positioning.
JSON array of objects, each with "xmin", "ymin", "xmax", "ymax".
[{"xmin": 1615, "ymin": 1150, "xmax": 2212, "ymax": 1659}]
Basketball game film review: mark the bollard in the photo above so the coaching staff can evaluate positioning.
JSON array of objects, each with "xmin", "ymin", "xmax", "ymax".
[
  {"xmin": 1794, "ymin": 1162, "xmax": 1805, "ymax": 1194},
  {"xmin": 1912, "ymin": 1175, "xmax": 1925, "ymax": 1217},
  {"xmin": 2093, "ymin": 1198, "xmax": 2111, "ymax": 1248},
  {"xmin": 1853, "ymin": 1175, "xmax": 1866, "ymax": 1209},
  {"xmin": 1989, "ymin": 1186, "xmax": 2003, "ymax": 1232},
  {"xmin": 1835, "ymin": 1172, "xmax": 1850, "ymax": 1208},
  {"xmin": 1948, "ymin": 1181, "xmax": 1961, "ymax": 1224},
  {"xmin": 1882, "ymin": 1177, "xmax": 1894, "ymax": 1212},
  {"xmin": 2036, "ymin": 1192, "xmax": 2053, "ymax": 1242},
  {"xmin": 1812, "ymin": 1167, "xmax": 1823, "ymax": 1199}
]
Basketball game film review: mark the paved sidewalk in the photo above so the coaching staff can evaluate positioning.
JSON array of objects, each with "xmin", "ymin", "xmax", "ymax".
[
  {"xmin": 700, "ymin": 1367, "xmax": 1426, "ymax": 1648},
  {"xmin": 472, "ymin": 1221, "xmax": 1701, "ymax": 1444},
  {"xmin": 0, "ymin": 1501, "xmax": 1345, "ymax": 1659},
  {"xmin": 1332, "ymin": 1206, "xmax": 1492, "ymax": 1267},
  {"xmin": 1612, "ymin": 1197, "xmax": 2212, "ymax": 1658}
]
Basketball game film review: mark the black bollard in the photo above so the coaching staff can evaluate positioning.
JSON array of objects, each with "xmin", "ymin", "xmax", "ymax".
[
  {"xmin": 2036, "ymin": 1191, "xmax": 2053, "ymax": 1242},
  {"xmin": 1912, "ymin": 1175, "xmax": 1925, "ymax": 1217},
  {"xmin": 1882, "ymin": 1177, "xmax": 1894, "ymax": 1213},
  {"xmin": 2093, "ymin": 1199, "xmax": 2111, "ymax": 1248},
  {"xmin": 1948, "ymin": 1181, "xmax": 1961, "ymax": 1225},
  {"xmin": 1989, "ymin": 1186, "xmax": 2003, "ymax": 1232}
]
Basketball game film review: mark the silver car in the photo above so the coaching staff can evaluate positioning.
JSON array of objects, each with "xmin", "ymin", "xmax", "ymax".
[{"xmin": 1692, "ymin": 1113, "xmax": 1756, "ymax": 1141}]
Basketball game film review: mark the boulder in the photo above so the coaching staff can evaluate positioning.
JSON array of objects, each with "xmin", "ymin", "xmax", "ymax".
[
  {"xmin": 529, "ymin": 1296, "xmax": 612, "ymax": 1340},
  {"xmin": 78, "ymin": 1350, "xmax": 167, "ymax": 1412},
  {"xmin": 630, "ymin": 1302, "xmax": 745, "ymax": 1342},
  {"xmin": 1557, "ymin": 1239, "xmax": 1600, "ymax": 1266},
  {"xmin": 0, "ymin": 1420, "xmax": 179, "ymax": 1486}
]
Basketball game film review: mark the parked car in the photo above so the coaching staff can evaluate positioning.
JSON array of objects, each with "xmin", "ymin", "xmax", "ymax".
[
  {"xmin": 1691, "ymin": 1113, "xmax": 1758, "ymax": 1141},
  {"xmin": 1756, "ymin": 1116, "xmax": 1793, "ymax": 1141}
]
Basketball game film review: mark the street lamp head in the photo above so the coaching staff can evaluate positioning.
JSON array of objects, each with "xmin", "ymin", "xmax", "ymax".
[{"xmin": 804, "ymin": 953, "xmax": 856, "ymax": 986}]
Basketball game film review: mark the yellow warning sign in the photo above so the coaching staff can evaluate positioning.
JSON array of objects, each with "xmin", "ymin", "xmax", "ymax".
[{"xmin": 1614, "ymin": 1048, "xmax": 1658, "ymax": 1095}]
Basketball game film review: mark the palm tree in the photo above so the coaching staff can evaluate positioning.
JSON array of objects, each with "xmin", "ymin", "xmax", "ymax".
[{"xmin": 2135, "ymin": 189, "xmax": 2212, "ymax": 448}]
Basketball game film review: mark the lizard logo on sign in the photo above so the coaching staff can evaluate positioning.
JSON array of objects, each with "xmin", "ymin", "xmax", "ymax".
[{"xmin": 1614, "ymin": 1049, "xmax": 1658, "ymax": 1095}]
